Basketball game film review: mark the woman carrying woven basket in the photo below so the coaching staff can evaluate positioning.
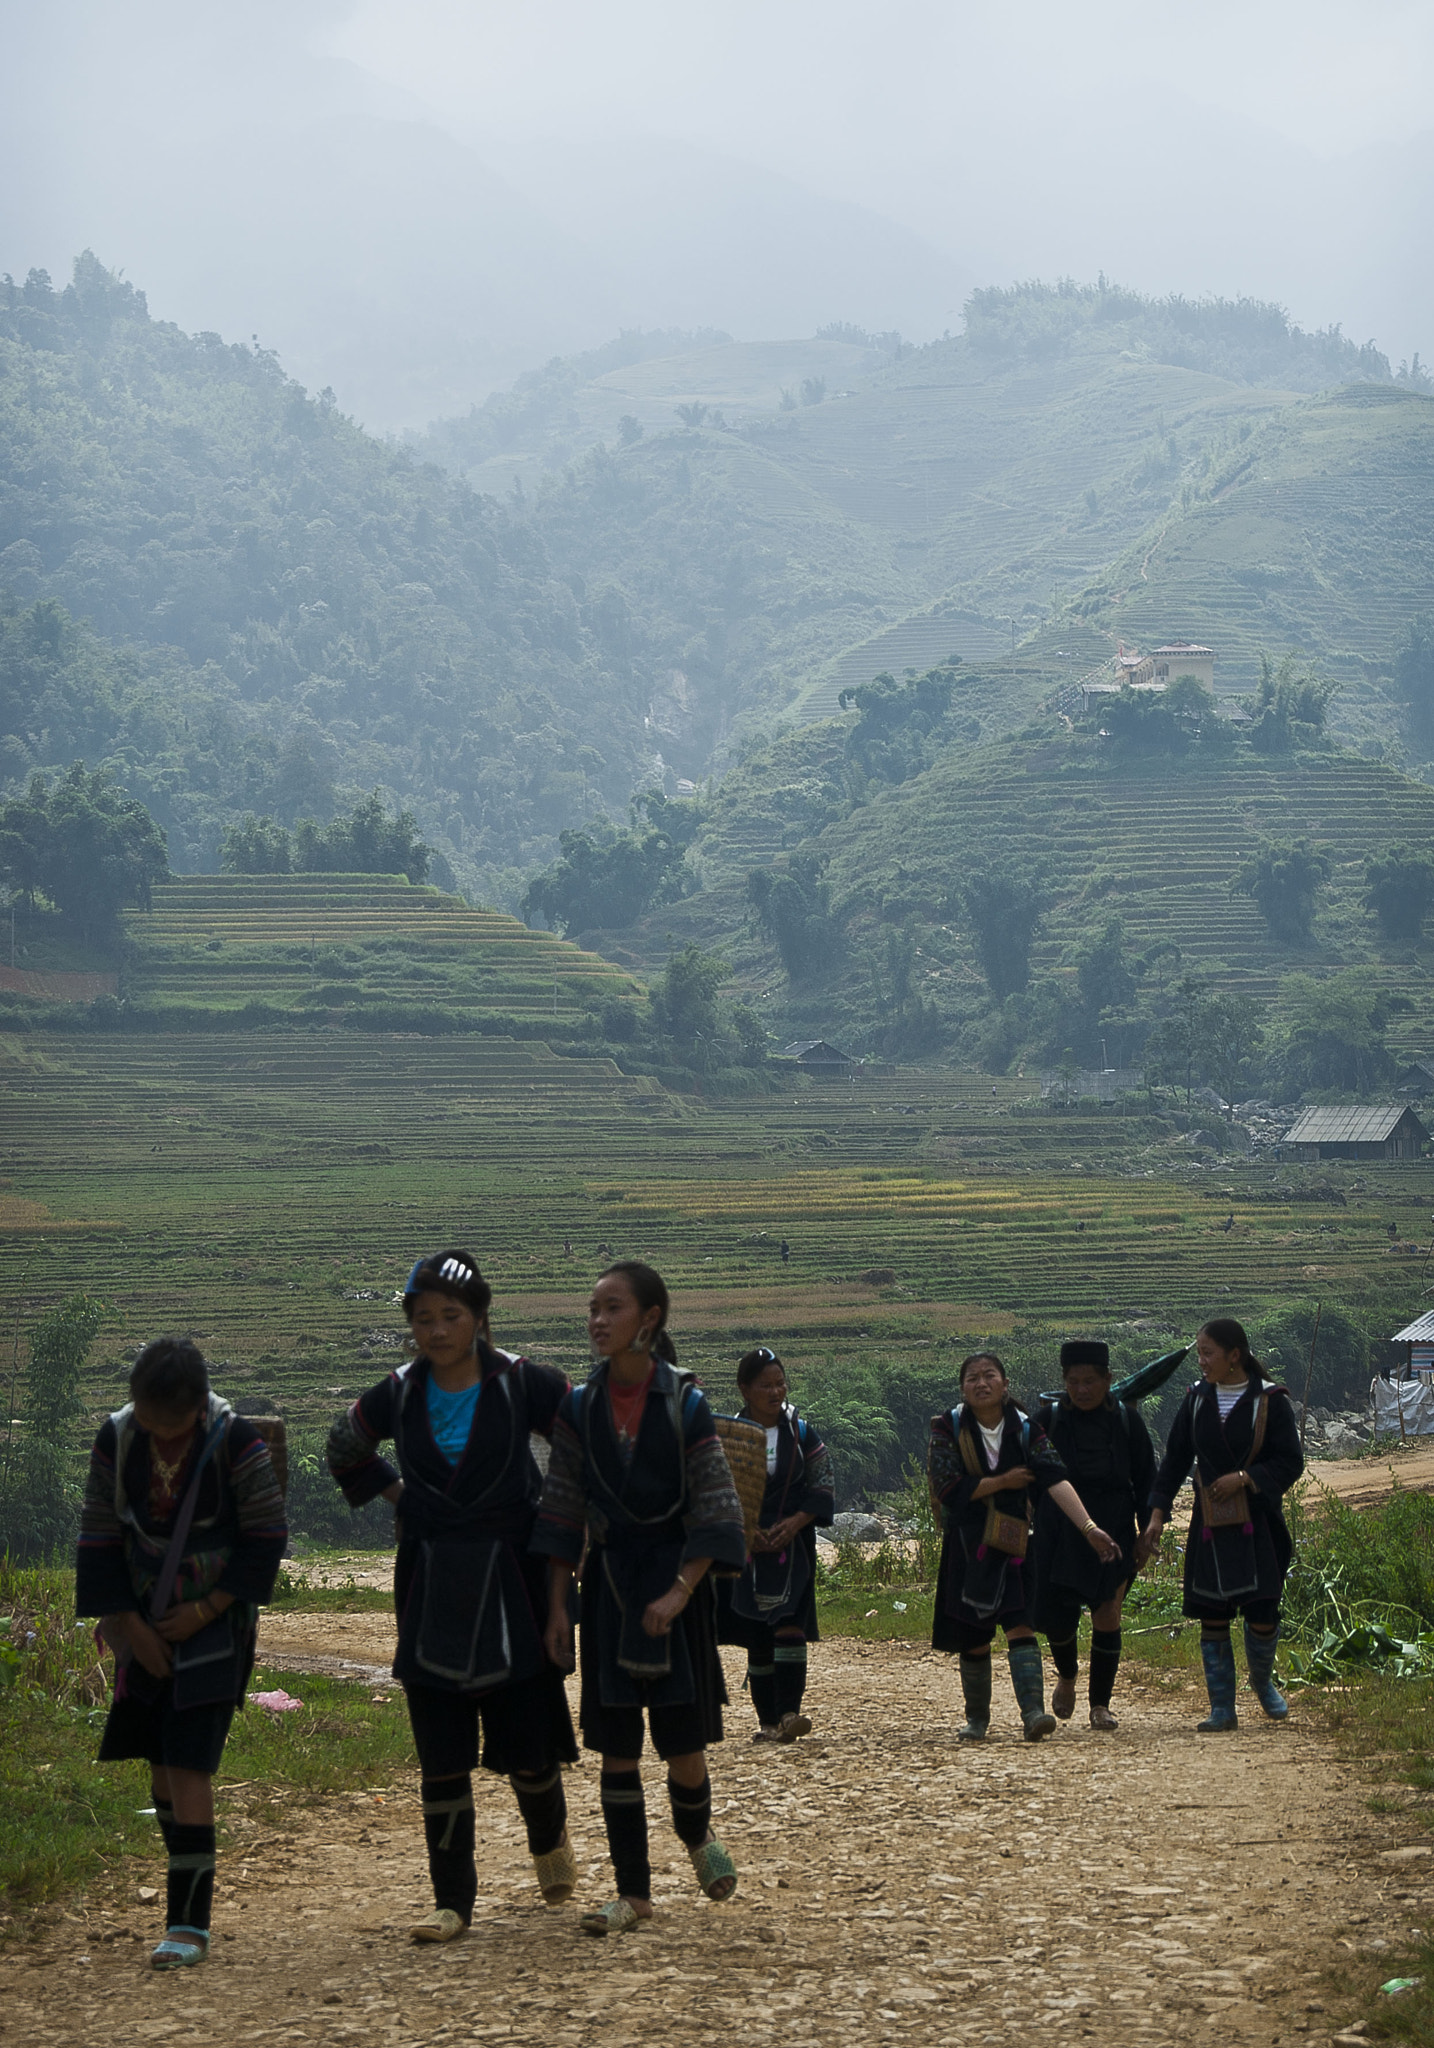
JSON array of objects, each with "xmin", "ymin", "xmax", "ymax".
[
  {"xmin": 717, "ymin": 1348, "xmax": 834, "ymax": 1743},
  {"xmin": 534, "ymin": 1261, "xmax": 747, "ymax": 1936},
  {"xmin": 1139, "ymin": 1317, "xmax": 1303, "ymax": 1732},
  {"xmin": 929, "ymin": 1352, "xmax": 1120, "ymax": 1742}
]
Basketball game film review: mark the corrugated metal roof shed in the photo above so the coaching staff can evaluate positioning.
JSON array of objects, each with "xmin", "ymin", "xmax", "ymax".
[
  {"xmin": 1392, "ymin": 1311, "xmax": 1434, "ymax": 1343},
  {"xmin": 1284, "ymin": 1106, "xmax": 1411, "ymax": 1144}
]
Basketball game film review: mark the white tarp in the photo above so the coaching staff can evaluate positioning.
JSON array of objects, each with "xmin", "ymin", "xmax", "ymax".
[{"xmin": 1372, "ymin": 1376, "xmax": 1434, "ymax": 1437}]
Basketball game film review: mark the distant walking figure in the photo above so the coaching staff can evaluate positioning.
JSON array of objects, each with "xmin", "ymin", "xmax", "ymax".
[
  {"xmin": 717, "ymin": 1348, "xmax": 835, "ymax": 1742},
  {"xmin": 779, "ymin": 1239, "xmax": 790, "ymax": 1266},
  {"xmin": 929, "ymin": 1353, "xmax": 1119, "ymax": 1742},
  {"xmin": 1140, "ymin": 1317, "xmax": 1304, "ymax": 1732},
  {"xmin": 1030, "ymin": 1342, "xmax": 1156, "ymax": 1731}
]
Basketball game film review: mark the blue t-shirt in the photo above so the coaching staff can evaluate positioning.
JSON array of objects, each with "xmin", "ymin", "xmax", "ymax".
[{"xmin": 426, "ymin": 1375, "xmax": 481, "ymax": 1465}]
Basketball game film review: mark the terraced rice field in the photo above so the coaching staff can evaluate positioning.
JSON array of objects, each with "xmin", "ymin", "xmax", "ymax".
[
  {"xmin": 1, "ymin": 1035, "xmax": 1429, "ymax": 1426},
  {"xmin": 123, "ymin": 876, "xmax": 643, "ymax": 1024},
  {"xmin": 818, "ymin": 747, "xmax": 1434, "ymax": 1052}
]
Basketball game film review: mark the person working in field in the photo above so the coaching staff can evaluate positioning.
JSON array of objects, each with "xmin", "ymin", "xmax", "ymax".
[
  {"xmin": 716, "ymin": 1347, "xmax": 834, "ymax": 1743},
  {"xmin": 326, "ymin": 1252, "xmax": 578, "ymax": 1943},
  {"xmin": 1029, "ymin": 1341, "xmax": 1156, "ymax": 1731},
  {"xmin": 928, "ymin": 1352, "xmax": 1120, "ymax": 1741},
  {"xmin": 533, "ymin": 1261, "xmax": 746, "ymax": 1936},
  {"xmin": 77, "ymin": 1338, "xmax": 287, "ymax": 1970},
  {"xmin": 1140, "ymin": 1316, "xmax": 1303, "ymax": 1732}
]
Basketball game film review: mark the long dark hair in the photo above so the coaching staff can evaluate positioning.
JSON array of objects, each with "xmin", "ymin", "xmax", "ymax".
[
  {"xmin": 958, "ymin": 1351, "xmax": 1007, "ymax": 1389},
  {"xmin": 736, "ymin": 1346, "xmax": 782, "ymax": 1392},
  {"xmin": 600, "ymin": 1260, "xmax": 677, "ymax": 1364},
  {"xmin": 1199, "ymin": 1317, "xmax": 1266, "ymax": 1380}
]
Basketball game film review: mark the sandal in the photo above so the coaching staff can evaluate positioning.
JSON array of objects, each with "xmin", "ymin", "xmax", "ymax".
[
  {"xmin": 150, "ymin": 1929, "xmax": 209, "ymax": 1970},
  {"xmin": 410, "ymin": 1908, "xmax": 468, "ymax": 1944},
  {"xmin": 776, "ymin": 1712, "xmax": 812, "ymax": 1743},
  {"xmin": 580, "ymin": 1898, "xmax": 642, "ymax": 1937},
  {"xmin": 533, "ymin": 1835, "xmax": 578, "ymax": 1906},
  {"xmin": 1089, "ymin": 1704, "xmax": 1119, "ymax": 1732},
  {"xmin": 688, "ymin": 1837, "xmax": 738, "ymax": 1902}
]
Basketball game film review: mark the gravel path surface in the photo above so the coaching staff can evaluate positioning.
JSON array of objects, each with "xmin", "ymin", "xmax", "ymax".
[{"xmin": 5, "ymin": 1613, "xmax": 1429, "ymax": 2048}]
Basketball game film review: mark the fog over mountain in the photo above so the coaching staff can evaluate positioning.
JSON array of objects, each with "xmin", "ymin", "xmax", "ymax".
[{"xmin": 1, "ymin": 0, "xmax": 1429, "ymax": 428}]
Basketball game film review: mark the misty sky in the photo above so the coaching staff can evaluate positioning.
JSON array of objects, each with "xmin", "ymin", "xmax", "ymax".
[{"xmin": 3, "ymin": 0, "xmax": 1430, "ymax": 427}]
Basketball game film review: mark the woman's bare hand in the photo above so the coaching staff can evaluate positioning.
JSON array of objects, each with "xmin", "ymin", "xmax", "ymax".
[
  {"xmin": 642, "ymin": 1587, "xmax": 689, "ymax": 1638},
  {"xmin": 1207, "ymin": 1471, "xmax": 1249, "ymax": 1503},
  {"xmin": 1085, "ymin": 1526, "xmax": 1121, "ymax": 1564},
  {"xmin": 544, "ymin": 1611, "xmax": 575, "ymax": 1672},
  {"xmin": 156, "ymin": 1600, "xmax": 213, "ymax": 1644},
  {"xmin": 126, "ymin": 1616, "xmax": 174, "ymax": 1677}
]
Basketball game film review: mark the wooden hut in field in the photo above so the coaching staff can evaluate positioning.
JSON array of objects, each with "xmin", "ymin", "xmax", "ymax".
[
  {"xmin": 1283, "ymin": 1104, "xmax": 1429, "ymax": 1161},
  {"xmin": 779, "ymin": 1039, "xmax": 855, "ymax": 1077}
]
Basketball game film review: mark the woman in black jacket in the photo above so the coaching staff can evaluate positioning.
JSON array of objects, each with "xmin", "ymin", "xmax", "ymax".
[
  {"xmin": 928, "ymin": 1352, "xmax": 1119, "ymax": 1742},
  {"xmin": 717, "ymin": 1347, "xmax": 836, "ymax": 1743},
  {"xmin": 1030, "ymin": 1340, "xmax": 1156, "ymax": 1731},
  {"xmin": 1141, "ymin": 1317, "xmax": 1304, "ymax": 1732},
  {"xmin": 327, "ymin": 1250, "xmax": 578, "ymax": 1942}
]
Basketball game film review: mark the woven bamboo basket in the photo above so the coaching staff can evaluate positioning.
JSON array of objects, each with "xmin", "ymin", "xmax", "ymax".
[{"xmin": 712, "ymin": 1414, "xmax": 767, "ymax": 1556}]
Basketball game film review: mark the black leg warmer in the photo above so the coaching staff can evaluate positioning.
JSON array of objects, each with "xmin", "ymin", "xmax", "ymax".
[
  {"xmin": 773, "ymin": 1637, "xmax": 809, "ymax": 1718},
  {"xmin": 1048, "ymin": 1632, "xmax": 1080, "ymax": 1681},
  {"xmin": 421, "ymin": 1775, "xmax": 477, "ymax": 1922},
  {"xmin": 746, "ymin": 1657, "xmax": 779, "ymax": 1726},
  {"xmin": 510, "ymin": 1768, "xmax": 567, "ymax": 1858},
  {"xmin": 166, "ymin": 1822, "xmax": 216, "ymax": 1936},
  {"xmin": 1089, "ymin": 1627, "xmax": 1122, "ymax": 1708},
  {"xmin": 600, "ymin": 1769, "xmax": 650, "ymax": 1901},
  {"xmin": 667, "ymin": 1772, "xmax": 712, "ymax": 1849}
]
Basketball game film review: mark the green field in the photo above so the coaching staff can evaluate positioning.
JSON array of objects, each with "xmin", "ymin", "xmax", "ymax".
[
  {"xmin": 1, "ymin": 1029, "xmax": 1428, "ymax": 1438},
  {"xmin": 120, "ymin": 874, "xmax": 644, "ymax": 1028}
]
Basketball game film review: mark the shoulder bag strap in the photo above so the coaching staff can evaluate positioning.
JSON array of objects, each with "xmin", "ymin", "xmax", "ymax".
[{"xmin": 149, "ymin": 1416, "xmax": 229, "ymax": 1620}]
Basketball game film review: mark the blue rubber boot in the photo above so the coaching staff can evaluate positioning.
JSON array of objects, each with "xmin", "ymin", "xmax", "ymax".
[
  {"xmin": 1244, "ymin": 1625, "xmax": 1289, "ymax": 1720},
  {"xmin": 1008, "ymin": 1639, "xmax": 1057, "ymax": 1741},
  {"xmin": 1197, "ymin": 1635, "xmax": 1239, "ymax": 1732}
]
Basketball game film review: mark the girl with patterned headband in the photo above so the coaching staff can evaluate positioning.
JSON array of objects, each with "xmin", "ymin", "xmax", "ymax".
[{"xmin": 326, "ymin": 1250, "xmax": 578, "ymax": 1943}]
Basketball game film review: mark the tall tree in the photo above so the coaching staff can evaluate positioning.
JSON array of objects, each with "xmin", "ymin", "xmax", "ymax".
[
  {"xmin": 0, "ymin": 766, "xmax": 168, "ymax": 935},
  {"xmin": 1363, "ymin": 843, "xmax": 1434, "ymax": 942},
  {"xmin": 957, "ymin": 867, "xmax": 1048, "ymax": 1000},
  {"xmin": 1232, "ymin": 837, "xmax": 1331, "ymax": 942}
]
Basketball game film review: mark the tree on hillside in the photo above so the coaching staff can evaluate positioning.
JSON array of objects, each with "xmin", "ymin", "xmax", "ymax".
[
  {"xmin": 1144, "ymin": 975, "xmax": 1266, "ymax": 1110},
  {"xmin": 649, "ymin": 943, "xmax": 730, "ymax": 1059},
  {"xmin": 1247, "ymin": 653, "xmax": 1337, "ymax": 754},
  {"xmin": 839, "ymin": 665, "xmax": 959, "ymax": 788},
  {"xmin": 222, "ymin": 794, "xmax": 431, "ymax": 883},
  {"xmin": 617, "ymin": 415, "xmax": 643, "ymax": 446},
  {"xmin": 1232, "ymin": 837, "xmax": 1331, "ymax": 942},
  {"xmin": 747, "ymin": 853, "xmax": 842, "ymax": 983},
  {"xmin": 1075, "ymin": 915, "xmax": 1137, "ymax": 1018},
  {"xmin": 521, "ymin": 793, "xmax": 699, "ymax": 935},
  {"xmin": 0, "ymin": 1293, "xmax": 105, "ymax": 1560},
  {"xmin": 0, "ymin": 765, "xmax": 168, "ymax": 935},
  {"xmin": 1391, "ymin": 615, "xmax": 1434, "ymax": 748},
  {"xmin": 220, "ymin": 814, "xmax": 294, "ymax": 874},
  {"xmin": 1363, "ymin": 844, "xmax": 1434, "ymax": 942},
  {"xmin": 956, "ymin": 867, "xmax": 1048, "ymax": 1000},
  {"xmin": 1272, "ymin": 971, "xmax": 1403, "ymax": 1094}
]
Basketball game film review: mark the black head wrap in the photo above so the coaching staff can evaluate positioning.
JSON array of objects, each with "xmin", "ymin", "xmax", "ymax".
[{"xmin": 1060, "ymin": 1339, "xmax": 1110, "ymax": 1373}]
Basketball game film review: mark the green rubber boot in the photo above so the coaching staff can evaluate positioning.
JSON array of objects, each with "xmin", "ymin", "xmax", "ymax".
[{"xmin": 957, "ymin": 1653, "xmax": 991, "ymax": 1740}]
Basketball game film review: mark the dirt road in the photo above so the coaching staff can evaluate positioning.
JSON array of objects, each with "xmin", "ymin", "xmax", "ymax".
[
  {"xmin": 4, "ymin": 1611, "xmax": 1430, "ymax": 2048},
  {"xmin": 1304, "ymin": 1442, "xmax": 1434, "ymax": 1510}
]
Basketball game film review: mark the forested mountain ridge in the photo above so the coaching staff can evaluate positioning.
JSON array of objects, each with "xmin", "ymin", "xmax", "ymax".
[
  {"xmin": 0, "ymin": 256, "xmax": 671, "ymax": 903},
  {"xmin": 3, "ymin": 259, "xmax": 1432, "ymax": 929}
]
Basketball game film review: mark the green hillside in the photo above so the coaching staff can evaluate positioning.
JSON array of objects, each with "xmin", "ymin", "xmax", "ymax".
[
  {"xmin": 114, "ymin": 873, "xmax": 645, "ymax": 1031},
  {"xmin": 1035, "ymin": 385, "xmax": 1434, "ymax": 713},
  {"xmin": 0, "ymin": 259, "xmax": 664, "ymax": 902},
  {"xmin": 587, "ymin": 712, "xmax": 1434, "ymax": 1082}
]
